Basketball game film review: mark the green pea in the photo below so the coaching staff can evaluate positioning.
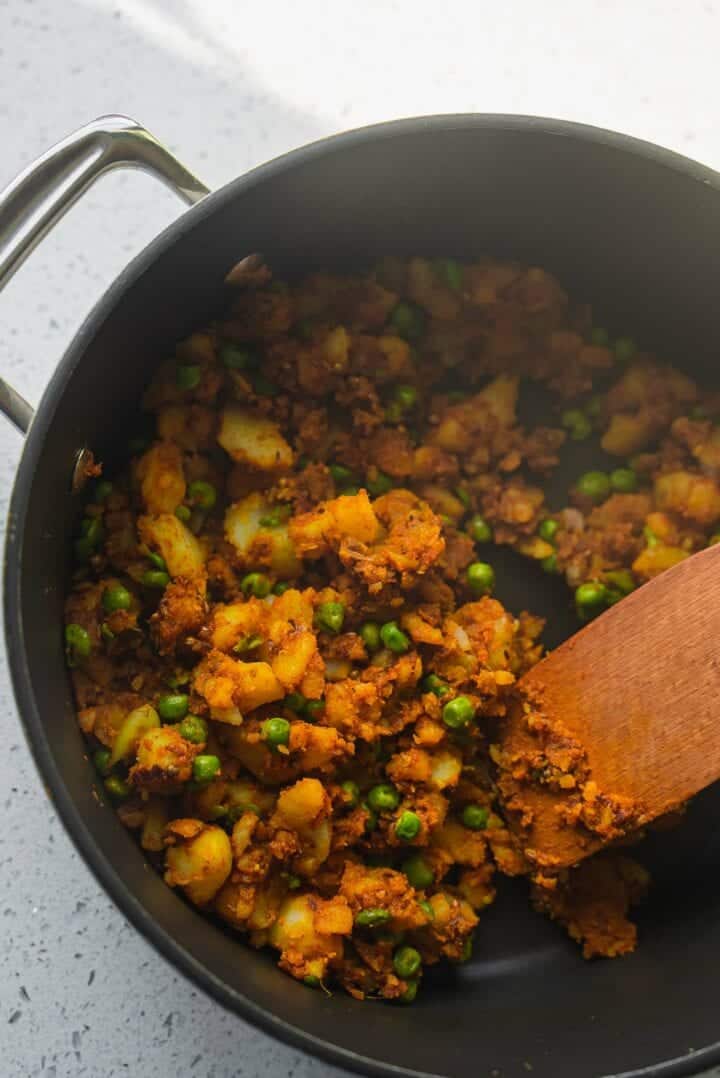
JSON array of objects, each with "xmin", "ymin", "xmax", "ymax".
[
  {"xmin": 220, "ymin": 343, "xmax": 258, "ymax": 370},
  {"xmin": 304, "ymin": 700, "xmax": 325, "ymax": 721},
  {"xmin": 575, "ymin": 581, "xmax": 610, "ymax": 620},
  {"xmin": 451, "ymin": 489, "xmax": 469, "ymax": 513},
  {"xmin": 178, "ymin": 715, "xmax": 208, "ymax": 744},
  {"xmin": 399, "ymin": 979, "xmax": 419, "ymax": 1003},
  {"xmin": 421, "ymin": 673, "xmax": 449, "ymax": 697},
  {"xmin": 462, "ymin": 804, "xmax": 490, "ymax": 831},
  {"xmin": 340, "ymin": 780, "xmax": 360, "ymax": 808},
  {"xmin": 457, "ymin": 937, "xmax": 473, "ymax": 963},
  {"xmin": 610, "ymin": 467, "xmax": 638, "ymax": 493},
  {"xmin": 590, "ymin": 327, "xmax": 609, "ymax": 347},
  {"xmin": 259, "ymin": 507, "xmax": 290, "ymax": 528},
  {"xmin": 366, "ymin": 471, "xmax": 393, "ymax": 497},
  {"xmin": 540, "ymin": 553, "xmax": 560, "ymax": 574},
  {"xmin": 643, "ymin": 525, "xmax": 660, "ymax": 548},
  {"xmin": 253, "ymin": 374, "xmax": 278, "ymax": 397},
  {"xmin": 157, "ymin": 693, "xmax": 189, "ymax": 721},
  {"xmin": 105, "ymin": 775, "xmax": 130, "ymax": 800},
  {"xmin": 187, "ymin": 480, "xmax": 217, "ymax": 510},
  {"xmin": 393, "ymin": 946, "xmax": 422, "ymax": 979},
  {"xmin": 176, "ymin": 364, "xmax": 201, "ymax": 390},
  {"xmin": 442, "ymin": 695, "xmax": 475, "ymax": 729},
  {"xmin": 355, "ymin": 908, "xmax": 391, "ymax": 928},
  {"xmin": 389, "ymin": 301, "xmax": 425, "ymax": 342},
  {"xmin": 614, "ymin": 336, "xmax": 637, "ymax": 362},
  {"xmin": 394, "ymin": 384, "xmax": 418, "ymax": 410},
  {"xmin": 576, "ymin": 470, "xmax": 611, "ymax": 503},
  {"xmin": 467, "ymin": 515, "xmax": 492, "ymax": 544},
  {"xmin": 261, "ymin": 717, "xmax": 290, "ymax": 749},
  {"xmin": 395, "ymin": 810, "xmax": 421, "ymax": 842},
  {"xmin": 93, "ymin": 479, "xmax": 113, "ymax": 503},
  {"xmin": 380, "ymin": 621, "xmax": 410, "ymax": 653},
  {"xmin": 360, "ymin": 622, "xmax": 381, "ymax": 652},
  {"xmin": 538, "ymin": 518, "xmax": 559, "ymax": 543},
  {"xmin": 65, "ymin": 624, "xmax": 91, "ymax": 665},
  {"xmin": 142, "ymin": 570, "xmax": 170, "ymax": 590},
  {"xmin": 273, "ymin": 581, "xmax": 290, "ymax": 596},
  {"xmin": 102, "ymin": 584, "xmax": 132, "ymax": 614},
  {"xmin": 466, "ymin": 562, "xmax": 495, "ymax": 595},
  {"xmin": 73, "ymin": 536, "xmax": 94, "ymax": 563},
  {"xmin": 192, "ymin": 754, "xmax": 221, "ymax": 784},
  {"xmin": 436, "ymin": 257, "xmax": 463, "ymax": 291},
  {"xmin": 241, "ymin": 572, "xmax": 271, "ymax": 598},
  {"xmin": 402, "ymin": 854, "xmax": 434, "ymax": 889},
  {"xmin": 339, "ymin": 485, "xmax": 360, "ymax": 497},
  {"xmin": 93, "ymin": 748, "xmax": 112, "ymax": 776},
  {"xmin": 363, "ymin": 804, "xmax": 378, "ymax": 833},
  {"xmin": 329, "ymin": 463, "xmax": 353, "ymax": 484},
  {"xmin": 303, "ymin": 974, "xmax": 321, "ymax": 988},
  {"xmin": 100, "ymin": 623, "xmax": 115, "ymax": 643},
  {"xmin": 80, "ymin": 515, "xmax": 104, "ymax": 545},
  {"xmin": 175, "ymin": 505, "xmax": 192, "ymax": 523},
  {"xmin": 285, "ymin": 874, "xmax": 302, "ymax": 891},
  {"xmin": 367, "ymin": 783, "xmax": 400, "ymax": 813},
  {"xmin": 561, "ymin": 409, "xmax": 592, "ymax": 441},
  {"xmin": 315, "ymin": 601, "xmax": 345, "ymax": 634},
  {"xmin": 283, "ymin": 692, "xmax": 307, "ymax": 714},
  {"xmin": 232, "ymin": 633, "xmax": 264, "ymax": 655},
  {"xmin": 604, "ymin": 569, "xmax": 635, "ymax": 596},
  {"xmin": 147, "ymin": 551, "xmax": 167, "ymax": 570},
  {"xmin": 418, "ymin": 899, "xmax": 435, "ymax": 920}
]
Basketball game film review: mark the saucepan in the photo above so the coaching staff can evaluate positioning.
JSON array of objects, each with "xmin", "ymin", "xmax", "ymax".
[{"xmin": 3, "ymin": 113, "xmax": 720, "ymax": 1078}]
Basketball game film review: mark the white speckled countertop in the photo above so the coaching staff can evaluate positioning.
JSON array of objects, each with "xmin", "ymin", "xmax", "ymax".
[{"xmin": 1, "ymin": 1, "xmax": 720, "ymax": 1075}]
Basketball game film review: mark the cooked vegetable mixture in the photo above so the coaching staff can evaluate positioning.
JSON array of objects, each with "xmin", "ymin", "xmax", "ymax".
[{"xmin": 65, "ymin": 255, "xmax": 720, "ymax": 997}]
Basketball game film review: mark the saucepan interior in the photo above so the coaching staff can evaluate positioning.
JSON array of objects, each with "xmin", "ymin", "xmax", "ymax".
[{"xmin": 8, "ymin": 116, "xmax": 720, "ymax": 1078}]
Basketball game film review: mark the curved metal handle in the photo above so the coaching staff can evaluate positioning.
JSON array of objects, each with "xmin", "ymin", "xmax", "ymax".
[{"xmin": 0, "ymin": 114, "xmax": 210, "ymax": 433}]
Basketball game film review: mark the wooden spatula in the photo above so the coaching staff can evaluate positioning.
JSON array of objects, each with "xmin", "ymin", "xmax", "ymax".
[{"xmin": 497, "ymin": 542, "xmax": 720, "ymax": 872}]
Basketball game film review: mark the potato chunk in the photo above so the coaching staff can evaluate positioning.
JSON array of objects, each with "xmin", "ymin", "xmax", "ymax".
[
  {"xmin": 164, "ymin": 820, "xmax": 232, "ymax": 906},
  {"xmin": 138, "ymin": 513, "xmax": 206, "ymax": 580},
  {"xmin": 136, "ymin": 442, "xmax": 186, "ymax": 514},
  {"xmin": 218, "ymin": 404, "xmax": 293, "ymax": 472}
]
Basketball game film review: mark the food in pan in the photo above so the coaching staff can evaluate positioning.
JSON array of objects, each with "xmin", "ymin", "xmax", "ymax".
[{"xmin": 64, "ymin": 254, "xmax": 717, "ymax": 1000}]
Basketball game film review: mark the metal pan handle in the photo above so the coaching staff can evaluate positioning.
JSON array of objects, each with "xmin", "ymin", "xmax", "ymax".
[{"xmin": 0, "ymin": 114, "xmax": 210, "ymax": 433}]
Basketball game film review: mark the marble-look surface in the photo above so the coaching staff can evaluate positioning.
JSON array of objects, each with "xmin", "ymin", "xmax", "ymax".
[{"xmin": 1, "ymin": 1, "xmax": 719, "ymax": 1074}]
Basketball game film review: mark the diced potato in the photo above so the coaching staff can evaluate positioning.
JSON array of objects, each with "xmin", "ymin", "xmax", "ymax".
[
  {"xmin": 654, "ymin": 470, "xmax": 720, "ymax": 526},
  {"xmin": 136, "ymin": 442, "xmax": 186, "ymax": 515},
  {"xmin": 130, "ymin": 725, "xmax": 196, "ymax": 793},
  {"xmin": 273, "ymin": 778, "xmax": 329, "ymax": 831},
  {"xmin": 289, "ymin": 491, "xmax": 380, "ymax": 559},
  {"xmin": 218, "ymin": 404, "xmax": 293, "ymax": 472},
  {"xmin": 271, "ymin": 629, "xmax": 317, "ymax": 690},
  {"xmin": 157, "ymin": 403, "xmax": 215, "ymax": 451},
  {"xmin": 632, "ymin": 543, "xmax": 689, "ymax": 579},
  {"xmin": 224, "ymin": 493, "xmax": 301, "ymax": 578},
  {"xmin": 193, "ymin": 650, "xmax": 284, "ymax": 717},
  {"xmin": 324, "ymin": 326, "xmax": 349, "ymax": 370},
  {"xmin": 602, "ymin": 411, "xmax": 658, "ymax": 456},
  {"xmin": 164, "ymin": 821, "xmax": 232, "ymax": 906},
  {"xmin": 110, "ymin": 703, "xmax": 160, "ymax": 766},
  {"xmin": 138, "ymin": 513, "xmax": 206, "ymax": 579},
  {"xmin": 210, "ymin": 599, "xmax": 263, "ymax": 652},
  {"xmin": 429, "ymin": 748, "xmax": 463, "ymax": 790}
]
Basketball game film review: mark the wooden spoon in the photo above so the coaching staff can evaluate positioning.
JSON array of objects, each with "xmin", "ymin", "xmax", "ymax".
[{"xmin": 497, "ymin": 543, "xmax": 720, "ymax": 872}]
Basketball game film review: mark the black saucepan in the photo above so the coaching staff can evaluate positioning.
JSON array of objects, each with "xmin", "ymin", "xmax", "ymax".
[{"xmin": 4, "ymin": 113, "xmax": 720, "ymax": 1078}]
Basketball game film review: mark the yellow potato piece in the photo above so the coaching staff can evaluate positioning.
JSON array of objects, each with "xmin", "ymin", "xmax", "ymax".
[{"xmin": 218, "ymin": 404, "xmax": 293, "ymax": 472}]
